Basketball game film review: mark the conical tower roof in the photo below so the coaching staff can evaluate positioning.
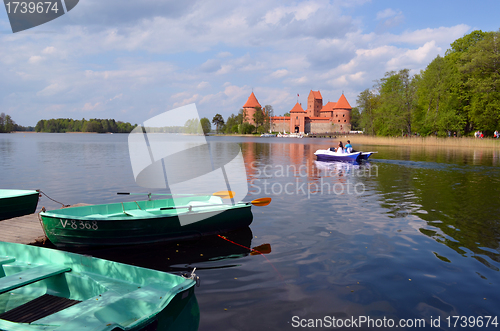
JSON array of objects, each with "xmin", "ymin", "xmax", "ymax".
[
  {"xmin": 333, "ymin": 94, "xmax": 352, "ymax": 109},
  {"xmin": 290, "ymin": 102, "xmax": 306, "ymax": 113},
  {"xmin": 243, "ymin": 92, "xmax": 261, "ymax": 108}
]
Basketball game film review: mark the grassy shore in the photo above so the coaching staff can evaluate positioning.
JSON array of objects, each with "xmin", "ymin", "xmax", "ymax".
[{"xmin": 337, "ymin": 135, "xmax": 500, "ymax": 149}]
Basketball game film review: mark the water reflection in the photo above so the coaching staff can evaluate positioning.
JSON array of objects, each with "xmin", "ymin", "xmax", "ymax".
[
  {"xmin": 368, "ymin": 156, "xmax": 500, "ymax": 271},
  {"xmin": 2, "ymin": 134, "xmax": 500, "ymax": 329},
  {"xmin": 60, "ymin": 227, "xmax": 257, "ymax": 272},
  {"xmin": 239, "ymin": 138, "xmax": 500, "ymax": 273}
]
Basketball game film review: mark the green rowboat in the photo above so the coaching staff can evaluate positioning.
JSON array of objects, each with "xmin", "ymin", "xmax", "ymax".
[
  {"xmin": 0, "ymin": 190, "xmax": 39, "ymax": 221},
  {"xmin": 39, "ymin": 195, "xmax": 253, "ymax": 248},
  {"xmin": 0, "ymin": 241, "xmax": 199, "ymax": 331}
]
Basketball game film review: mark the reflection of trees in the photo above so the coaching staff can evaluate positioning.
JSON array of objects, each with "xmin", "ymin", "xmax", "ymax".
[{"xmin": 373, "ymin": 161, "xmax": 500, "ymax": 270}]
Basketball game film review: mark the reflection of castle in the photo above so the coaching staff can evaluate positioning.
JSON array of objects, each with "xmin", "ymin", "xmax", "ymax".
[{"xmin": 243, "ymin": 90, "xmax": 352, "ymax": 134}]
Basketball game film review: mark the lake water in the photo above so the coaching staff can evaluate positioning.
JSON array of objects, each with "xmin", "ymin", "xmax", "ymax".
[{"xmin": 1, "ymin": 133, "xmax": 500, "ymax": 330}]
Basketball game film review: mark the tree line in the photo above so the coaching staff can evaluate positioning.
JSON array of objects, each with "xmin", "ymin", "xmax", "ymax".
[
  {"xmin": 0, "ymin": 113, "xmax": 35, "ymax": 132},
  {"xmin": 35, "ymin": 118, "xmax": 137, "ymax": 133},
  {"xmin": 353, "ymin": 30, "xmax": 500, "ymax": 137},
  {"xmin": 209, "ymin": 105, "xmax": 274, "ymax": 135}
]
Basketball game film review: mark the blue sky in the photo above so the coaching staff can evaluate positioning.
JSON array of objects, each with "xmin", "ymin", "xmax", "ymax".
[{"xmin": 1, "ymin": 0, "xmax": 499, "ymax": 126}]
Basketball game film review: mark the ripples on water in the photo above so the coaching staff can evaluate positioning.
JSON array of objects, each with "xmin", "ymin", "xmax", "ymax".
[{"xmin": 1, "ymin": 133, "xmax": 499, "ymax": 330}]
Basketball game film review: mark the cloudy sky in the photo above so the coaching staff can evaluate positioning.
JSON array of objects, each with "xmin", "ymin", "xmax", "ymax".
[{"xmin": 1, "ymin": 0, "xmax": 499, "ymax": 126}]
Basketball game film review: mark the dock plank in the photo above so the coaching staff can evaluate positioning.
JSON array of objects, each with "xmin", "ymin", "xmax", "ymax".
[{"xmin": 0, "ymin": 204, "xmax": 90, "ymax": 245}]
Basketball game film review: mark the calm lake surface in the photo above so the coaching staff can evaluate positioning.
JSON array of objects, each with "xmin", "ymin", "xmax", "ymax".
[{"xmin": 1, "ymin": 133, "xmax": 500, "ymax": 330}]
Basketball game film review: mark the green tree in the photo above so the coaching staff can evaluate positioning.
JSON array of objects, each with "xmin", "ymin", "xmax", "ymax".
[
  {"xmin": 375, "ymin": 69, "xmax": 418, "ymax": 136},
  {"xmin": 350, "ymin": 107, "xmax": 361, "ymax": 130},
  {"xmin": 200, "ymin": 117, "xmax": 211, "ymax": 134},
  {"xmin": 4, "ymin": 115, "xmax": 15, "ymax": 133},
  {"xmin": 224, "ymin": 114, "xmax": 236, "ymax": 134},
  {"xmin": 238, "ymin": 122, "xmax": 255, "ymax": 134},
  {"xmin": 0, "ymin": 113, "xmax": 5, "ymax": 133},
  {"xmin": 356, "ymin": 89, "xmax": 380, "ymax": 135},
  {"xmin": 212, "ymin": 114, "xmax": 225, "ymax": 134},
  {"xmin": 252, "ymin": 106, "xmax": 265, "ymax": 129},
  {"xmin": 445, "ymin": 30, "xmax": 487, "ymax": 135},
  {"xmin": 460, "ymin": 31, "xmax": 500, "ymax": 133}
]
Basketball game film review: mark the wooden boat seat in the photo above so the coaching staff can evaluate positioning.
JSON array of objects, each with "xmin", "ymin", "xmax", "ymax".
[
  {"xmin": 123, "ymin": 209, "xmax": 155, "ymax": 217},
  {"xmin": 0, "ymin": 257, "xmax": 16, "ymax": 265},
  {"xmin": 0, "ymin": 264, "xmax": 71, "ymax": 294}
]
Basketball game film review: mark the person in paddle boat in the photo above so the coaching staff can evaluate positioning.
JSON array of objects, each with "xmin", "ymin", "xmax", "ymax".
[
  {"xmin": 335, "ymin": 141, "xmax": 344, "ymax": 154},
  {"xmin": 329, "ymin": 141, "xmax": 345, "ymax": 153},
  {"xmin": 344, "ymin": 140, "xmax": 352, "ymax": 153}
]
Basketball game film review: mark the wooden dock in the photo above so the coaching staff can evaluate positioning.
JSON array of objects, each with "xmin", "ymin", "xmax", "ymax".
[
  {"xmin": 0, "ymin": 213, "xmax": 46, "ymax": 245},
  {"xmin": 0, "ymin": 204, "xmax": 89, "ymax": 245}
]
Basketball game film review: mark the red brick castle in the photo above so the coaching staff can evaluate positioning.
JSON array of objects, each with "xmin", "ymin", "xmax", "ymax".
[{"xmin": 243, "ymin": 90, "xmax": 352, "ymax": 134}]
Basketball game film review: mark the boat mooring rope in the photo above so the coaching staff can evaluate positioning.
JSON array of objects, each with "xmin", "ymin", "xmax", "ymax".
[
  {"xmin": 38, "ymin": 190, "xmax": 70, "ymax": 208},
  {"xmin": 217, "ymin": 235, "xmax": 284, "ymax": 281}
]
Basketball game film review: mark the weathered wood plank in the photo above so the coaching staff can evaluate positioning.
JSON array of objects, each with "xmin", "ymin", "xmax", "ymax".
[{"xmin": 0, "ymin": 204, "xmax": 90, "ymax": 245}]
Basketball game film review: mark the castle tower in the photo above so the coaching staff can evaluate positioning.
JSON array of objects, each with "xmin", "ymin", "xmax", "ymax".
[
  {"xmin": 332, "ymin": 93, "xmax": 352, "ymax": 132},
  {"xmin": 289, "ymin": 102, "xmax": 306, "ymax": 133},
  {"xmin": 243, "ymin": 92, "xmax": 262, "ymax": 126},
  {"xmin": 307, "ymin": 90, "xmax": 323, "ymax": 118}
]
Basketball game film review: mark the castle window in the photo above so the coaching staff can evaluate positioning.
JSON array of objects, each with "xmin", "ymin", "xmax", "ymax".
[
  {"xmin": 344, "ymin": 120, "xmax": 346, "ymax": 122},
  {"xmin": 343, "ymin": 114, "xmax": 345, "ymax": 117},
  {"xmin": 336, "ymin": 114, "xmax": 338, "ymax": 117},
  {"xmin": 338, "ymin": 120, "xmax": 340, "ymax": 123}
]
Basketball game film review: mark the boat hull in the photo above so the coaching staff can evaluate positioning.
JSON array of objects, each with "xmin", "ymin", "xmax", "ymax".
[
  {"xmin": 0, "ymin": 189, "xmax": 39, "ymax": 221},
  {"xmin": 0, "ymin": 241, "xmax": 198, "ymax": 331},
  {"xmin": 40, "ymin": 196, "xmax": 253, "ymax": 247},
  {"xmin": 314, "ymin": 150, "xmax": 362, "ymax": 162},
  {"xmin": 359, "ymin": 152, "xmax": 374, "ymax": 160}
]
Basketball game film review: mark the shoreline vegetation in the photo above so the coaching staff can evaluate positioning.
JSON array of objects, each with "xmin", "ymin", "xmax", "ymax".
[
  {"xmin": 353, "ymin": 30, "xmax": 500, "ymax": 138},
  {"xmin": 214, "ymin": 132, "xmax": 500, "ymax": 149},
  {"xmin": 9, "ymin": 130, "xmax": 500, "ymax": 148},
  {"xmin": 334, "ymin": 135, "xmax": 500, "ymax": 149}
]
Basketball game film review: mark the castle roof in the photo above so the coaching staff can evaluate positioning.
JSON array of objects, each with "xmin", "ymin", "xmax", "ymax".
[
  {"xmin": 290, "ymin": 102, "xmax": 306, "ymax": 113},
  {"xmin": 310, "ymin": 90, "xmax": 322, "ymax": 100},
  {"xmin": 243, "ymin": 92, "xmax": 261, "ymax": 108},
  {"xmin": 333, "ymin": 94, "xmax": 352, "ymax": 109},
  {"xmin": 320, "ymin": 101, "xmax": 336, "ymax": 112}
]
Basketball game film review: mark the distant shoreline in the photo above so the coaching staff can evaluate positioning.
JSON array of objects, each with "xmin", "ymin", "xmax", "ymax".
[
  {"xmin": 9, "ymin": 131, "xmax": 500, "ymax": 149},
  {"xmin": 12, "ymin": 131, "xmax": 117, "ymax": 134},
  {"xmin": 213, "ymin": 133, "xmax": 500, "ymax": 149}
]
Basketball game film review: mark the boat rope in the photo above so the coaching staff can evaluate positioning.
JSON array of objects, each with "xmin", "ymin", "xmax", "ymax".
[
  {"xmin": 182, "ymin": 267, "xmax": 200, "ymax": 287},
  {"xmin": 38, "ymin": 190, "xmax": 70, "ymax": 208},
  {"xmin": 217, "ymin": 235, "xmax": 284, "ymax": 281}
]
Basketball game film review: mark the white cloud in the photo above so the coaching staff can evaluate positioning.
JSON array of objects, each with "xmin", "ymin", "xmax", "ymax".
[
  {"xmin": 36, "ymin": 83, "xmax": 64, "ymax": 97},
  {"xmin": 197, "ymin": 81, "xmax": 211, "ymax": 89},
  {"xmin": 42, "ymin": 46, "xmax": 56, "ymax": 54},
  {"xmin": 82, "ymin": 102, "xmax": 101, "ymax": 111},
  {"xmin": 172, "ymin": 94, "xmax": 201, "ymax": 108},
  {"xmin": 0, "ymin": 0, "xmax": 484, "ymax": 125},
  {"xmin": 376, "ymin": 8, "xmax": 398, "ymax": 20},
  {"xmin": 271, "ymin": 69, "xmax": 288, "ymax": 78},
  {"xmin": 28, "ymin": 56, "xmax": 43, "ymax": 64},
  {"xmin": 217, "ymin": 51, "xmax": 232, "ymax": 58}
]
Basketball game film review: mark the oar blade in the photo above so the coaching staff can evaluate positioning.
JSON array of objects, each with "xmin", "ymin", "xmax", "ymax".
[
  {"xmin": 251, "ymin": 197, "xmax": 272, "ymax": 206},
  {"xmin": 250, "ymin": 243, "xmax": 271, "ymax": 255},
  {"xmin": 213, "ymin": 190, "xmax": 235, "ymax": 199}
]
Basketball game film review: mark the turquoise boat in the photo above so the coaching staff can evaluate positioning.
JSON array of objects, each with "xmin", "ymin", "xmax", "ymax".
[
  {"xmin": 39, "ymin": 195, "xmax": 253, "ymax": 248},
  {"xmin": 0, "ymin": 241, "xmax": 199, "ymax": 331},
  {"xmin": 0, "ymin": 190, "xmax": 39, "ymax": 221}
]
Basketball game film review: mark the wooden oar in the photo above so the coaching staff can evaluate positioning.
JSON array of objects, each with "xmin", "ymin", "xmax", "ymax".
[
  {"xmin": 117, "ymin": 191, "xmax": 235, "ymax": 199},
  {"xmin": 159, "ymin": 197, "xmax": 272, "ymax": 211},
  {"xmin": 249, "ymin": 197, "xmax": 272, "ymax": 206},
  {"xmin": 250, "ymin": 243, "xmax": 271, "ymax": 255}
]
